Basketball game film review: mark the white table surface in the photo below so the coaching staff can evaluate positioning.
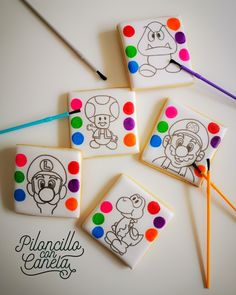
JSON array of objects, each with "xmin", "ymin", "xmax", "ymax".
[{"xmin": 0, "ymin": 0, "xmax": 235, "ymax": 295}]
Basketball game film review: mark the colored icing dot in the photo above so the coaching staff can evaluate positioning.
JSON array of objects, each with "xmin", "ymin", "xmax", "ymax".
[
  {"xmin": 128, "ymin": 61, "xmax": 139, "ymax": 74},
  {"xmin": 125, "ymin": 45, "xmax": 137, "ymax": 58},
  {"xmin": 165, "ymin": 106, "xmax": 178, "ymax": 118},
  {"xmin": 14, "ymin": 171, "xmax": 25, "ymax": 183},
  {"xmin": 179, "ymin": 48, "xmax": 190, "ymax": 61},
  {"xmin": 123, "ymin": 102, "xmax": 134, "ymax": 115},
  {"xmin": 147, "ymin": 201, "xmax": 160, "ymax": 214},
  {"xmin": 14, "ymin": 189, "xmax": 26, "ymax": 202},
  {"xmin": 123, "ymin": 117, "xmax": 135, "ymax": 131},
  {"xmin": 211, "ymin": 136, "xmax": 221, "ymax": 148},
  {"xmin": 72, "ymin": 132, "xmax": 84, "ymax": 145},
  {"xmin": 68, "ymin": 161, "xmax": 79, "ymax": 174},
  {"xmin": 175, "ymin": 31, "xmax": 186, "ymax": 44},
  {"xmin": 68, "ymin": 179, "xmax": 80, "ymax": 193},
  {"xmin": 70, "ymin": 98, "xmax": 82, "ymax": 111},
  {"xmin": 145, "ymin": 228, "xmax": 158, "ymax": 242},
  {"xmin": 123, "ymin": 25, "xmax": 135, "ymax": 37},
  {"xmin": 65, "ymin": 197, "xmax": 78, "ymax": 211},
  {"xmin": 194, "ymin": 165, "xmax": 206, "ymax": 177},
  {"xmin": 150, "ymin": 135, "xmax": 162, "ymax": 147},
  {"xmin": 167, "ymin": 17, "xmax": 181, "ymax": 31},
  {"xmin": 208, "ymin": 122, "xmax": 220, "ymax": 134},
  {"xmin": 92, "ymin": 226, "xmax": 104, "ymax": 239},
  {"xmin": 15, "ymin": 154, "xmax": 27, "ymax": 167},
  {"xmin": 157, "ymin": 121, "xmax": 169, "ymax": 133},
  {"xmin": 100, "ymin": 201, "xmax": 113, "ymax": 213},
  {"xmin": 153, "ymin": 216, "xmax": 166, "ymax": 229},
  {"xmin": 71, "ymin": 116, "xmax": 83, "ymax": 129},
  {"xmin": 123, "ymin": 133, "xmax": 136, "ymax": 147},
  {"xmin": 92, "ymin": 213, "xmax": 105, "ymax": 225}
]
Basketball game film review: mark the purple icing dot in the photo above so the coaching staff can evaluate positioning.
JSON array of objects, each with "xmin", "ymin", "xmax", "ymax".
[
  {"xmin": 123, "ymin": 117, "xmax": 135, "ymax": 131},
  {"xmin": 175, "ymin": 31, "xmax": 186, "ymax": 44},
  {"xmin": 210, "ymin": 136, "xmax": 221, "ymax": 148},
  {"xmin": 153, "ymin": 216, "xmax": 166, "ymax": 229},
  {"xmin": 68, "ymin": 179, "xmax": 80, "ymax": 193}
]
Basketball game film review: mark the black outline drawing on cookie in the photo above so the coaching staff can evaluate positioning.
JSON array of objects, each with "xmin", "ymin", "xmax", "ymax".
[{"xmin": 104, "ymin": 194, "xmax": 145, "ymax": 255}]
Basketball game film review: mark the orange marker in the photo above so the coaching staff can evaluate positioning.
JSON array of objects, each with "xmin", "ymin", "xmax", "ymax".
[{"xmin": 206, "ymin": 159, "xmax": 211, "ymax": 288}]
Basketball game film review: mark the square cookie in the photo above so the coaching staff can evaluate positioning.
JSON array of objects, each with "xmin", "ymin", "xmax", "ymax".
[
  {"xmin": 14, "ymin": 145, "xmax": 82, "ymax": 217},
  {"xmin": 142, "ymin": 99, "xmax": 227, "ymax": 186},
  {"xmin": 117, "ymin": 16, "xmax": 193, "ymax": 90},
  {"xmin": 68, "ymin": 88, "xmax": 139, "ymax": 158},
  {"xmin": 83, "ymin": 174, "xmax": 173, "ymax": 269}
]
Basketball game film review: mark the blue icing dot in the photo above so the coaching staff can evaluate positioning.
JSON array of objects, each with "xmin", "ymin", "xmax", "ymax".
[
  {"xmin": 72, "ymin": 132, "xmax": 84, "ymax": 145},
  {"xmin": 150, "ymin": 135, "xmax": 162, "ymax": 147},
  {"xmin": 14, "ymin": 189, "xmax": 26, "ymax": 202},
  {"xmin": 92, "ymin": 226, "xmax": 104, "ymax": 239},
  {"xmin": 128, "ymin": 61, "xmax": 139, "ymax": 74}
]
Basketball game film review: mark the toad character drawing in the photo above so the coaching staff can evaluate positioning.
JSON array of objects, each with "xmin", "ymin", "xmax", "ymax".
[
  {"xmin": 27, "ymin": 155, "xmax": 67, "ymax": 214},
  {"xmin": 85, "ymin": 95, "xmax": 120, "ymax": 150},
  {"xmin": 137, "ymin": 21, "xmax": 180, "ymax": 77},
  {"xmin": 104, "ymin": 194, "xmax": 145, "ymax": 255},
  {"xmin": 152, "ymin": 119, "xmax": 209, "ymax": 183}
]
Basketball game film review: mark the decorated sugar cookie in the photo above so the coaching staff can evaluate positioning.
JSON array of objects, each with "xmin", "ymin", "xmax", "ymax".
[
  {"xmin": 14, "ymin": 145, "xmax": 82, "ymax": 217},
  {"xmin": 117, "ymin": 16, "xmax": 193, "ymax": 89},
  {"xmin": 142, "ymin": 99, "xmax": 227, "ymax": 186},
  {"xmin": 83, "ymin": 174, "xmax": 173, "ymax": 268},
  {"xmin": 68, "ymin": 88, "xmax": 139, "ymax": 158}
]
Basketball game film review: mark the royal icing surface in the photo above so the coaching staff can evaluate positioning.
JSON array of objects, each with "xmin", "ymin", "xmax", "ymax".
[
  {"xmin": 117, "ymin": 16, "xmax": 193, "ymax": 89},
  {"xmin": 83, "ymin": 174, "xmax": 173, "ymax": 269},
  {"xmin": 14, "ymin": 145, "xmax": 82, "ymax": 217},
  {"xmin": 142, "ymin": 99, "xmax": 227, "ymax": 186}
]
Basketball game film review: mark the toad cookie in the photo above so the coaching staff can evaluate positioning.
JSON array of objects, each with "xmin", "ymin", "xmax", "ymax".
[
  {"xmin": 117, "ymin": 16, "xmax": 193, "ymax": 90},
  {"xmin": 141, "ymin": 99, "xmax": 227, "ymax": 186},
  {"xmin": 68, "ymin": 88, "xmax": 139, "ymax": 158},
  {"xmin": 14, "ymin": 145, "xmax": 82, "ymax": 217},
  {"xmin": 83, "ymin": 174, "xmax": 173, "ymax": 269}
]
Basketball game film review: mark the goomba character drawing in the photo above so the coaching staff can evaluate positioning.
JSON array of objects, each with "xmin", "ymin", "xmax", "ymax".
[
  {"xmin": 104, "ymin": 194, "xmax": 145, "ymax": 255},
  {"xmin": 26, "ymin": 155, "xmax": 67, "ymax": 214},
  {"xmin": 85, "ymin": 95, "xmax": 120, "ymax": 150},
  {"xmin": 152, "ymin": 119, "xmax": 209, "ymax": 183},
  {"xmin": 137, "ymin": 21, "xmax": 180, "ymax": 77}
]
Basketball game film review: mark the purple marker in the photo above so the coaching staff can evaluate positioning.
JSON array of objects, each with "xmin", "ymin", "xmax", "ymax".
[{"xmin": 170, "ymin": 59, "xmax": 236, "ymax": 101}]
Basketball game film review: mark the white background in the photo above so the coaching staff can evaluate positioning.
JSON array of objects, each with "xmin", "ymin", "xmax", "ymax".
[{"xmin": 0, "ymin": 0, "xmax": 235, "ymax": 295}]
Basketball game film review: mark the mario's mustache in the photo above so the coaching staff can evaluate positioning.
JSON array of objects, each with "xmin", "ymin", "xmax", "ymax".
[{"xmin": 170, "ymin": 145, "xmax": 194, "ymax": 162}]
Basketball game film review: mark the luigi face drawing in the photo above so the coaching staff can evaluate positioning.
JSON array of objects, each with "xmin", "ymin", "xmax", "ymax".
[{"xmin": 27, "ymin": 155, "xmax": 67, "ymax": 214}]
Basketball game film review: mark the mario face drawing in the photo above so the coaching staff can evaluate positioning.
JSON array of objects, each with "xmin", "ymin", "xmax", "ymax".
[
  {"xmin": 26, "ymin": 155, "xmax": 67, "ymax": 214},
  {"xmin": 152, "ymin": 119, "xmax": 209, "ymax": 183},
  {"xmin": 137, "ymin": 21, "xmax": 180, "ymax": 77},
  {"xmin": 104, "ymin": 194, "xmax": 145, "ymax": 255},
  {"xmin": 85, "ymin": 95, "xmax": 120, "ymax": 150}
]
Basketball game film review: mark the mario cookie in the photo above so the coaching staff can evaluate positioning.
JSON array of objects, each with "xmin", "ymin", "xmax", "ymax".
[
  {"xmin": 141, "ymin": 99, "xmax": 227, "ymax": 186},
  {"xmin": 117, "ymin": 16, "xmax": 193, "ymax": 90},
  {"xmin": 83, "ymin": 174, "xmax": 174, "ymax": 269},
  {"xmin": 68, "ymin": 88, "xmax": 139, "ymax": 158},
  {"xmin": 14, "ymin": 145, "xmax": 82, "ymax": 217}
]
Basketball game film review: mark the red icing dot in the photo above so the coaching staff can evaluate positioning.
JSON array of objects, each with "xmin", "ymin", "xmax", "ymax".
[
  {"xmin": 123, "ymin": 101, "xmax": 134, "ymax": 115},
  {"xmin": 208, "ymin": 122, "xmax": 220, "ymax": 134},
  {"xmin": 194, "ymin": 165, "xmax": 206, "ymax": 177},
  {"xmin": 123, "ymin": 25, "xmax": 135, "ymax": 37},
  {"xmin": 147, "ymin": 201, "xmax": 161, "ymax": 214},
  {"xmin": 100, "ymin": 201, "xmax": 113, "ymax": 213},
  {"xmin": 145, "ymin": 228, "xmax": 158, "ymax": 242},
  {"xmin": 65, "ymin": 198, "xmax": 78, "ymax": 211},
  {"xmin": 15, "ymin": 154, "xmax": 27, "ymax": 167},
  {"xmin": 68, "ymin": 161, "xmax": 79, "ymax": 174}
]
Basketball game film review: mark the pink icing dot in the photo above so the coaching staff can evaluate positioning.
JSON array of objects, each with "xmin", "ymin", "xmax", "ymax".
[
  {"xmin": 165, "ymin": 106, "xmax": 178, "ymax": 118},
  {"xmin": 179, "ymin": 48, "xmax": 190, "ymax": 61},
  {"xmin": 70, "ymin": 98, "xmax": 82, "ymax": 111},
  {"xmin": 100, "ymin": 201, "xmax": 113, "ymax": 213},
  {"xmin": 15, "ymin": 153, "xmax": 27, "ymax": 167}
]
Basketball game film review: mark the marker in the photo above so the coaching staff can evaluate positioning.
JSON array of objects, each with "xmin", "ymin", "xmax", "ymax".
[
  {"xmin": 206, "ymin": 159, "xmax": 211, "ymax": 289},
  {"xmin": 21, "ymin": 0, "xmax": 107, "ymax": 81},
  {"xmin": 0, "ymin": 109, "xmax": 80, "ymax": 135},
  {"xmin": 170, "ymin": 59, "xmax": 236, "ymax": 101}
]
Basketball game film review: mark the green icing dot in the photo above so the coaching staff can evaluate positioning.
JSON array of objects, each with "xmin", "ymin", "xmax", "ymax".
[
  {"xmin": 125, "ymin": 46, "xmax": 137, "ymax": 58},
  {"xmin": 71, "ymin": 116, "xmax": 83, "ymax": 129},
  {"xmin": 14, "ymin": 171, "xmax": 25, "ymax": 183},
  {"xmin": 92, "ymin": 213, "xmax": 105, "ymax": 225},
  {"xmin": 157, "ymin": 121, "xmax": 169, "ymax": 133}
]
